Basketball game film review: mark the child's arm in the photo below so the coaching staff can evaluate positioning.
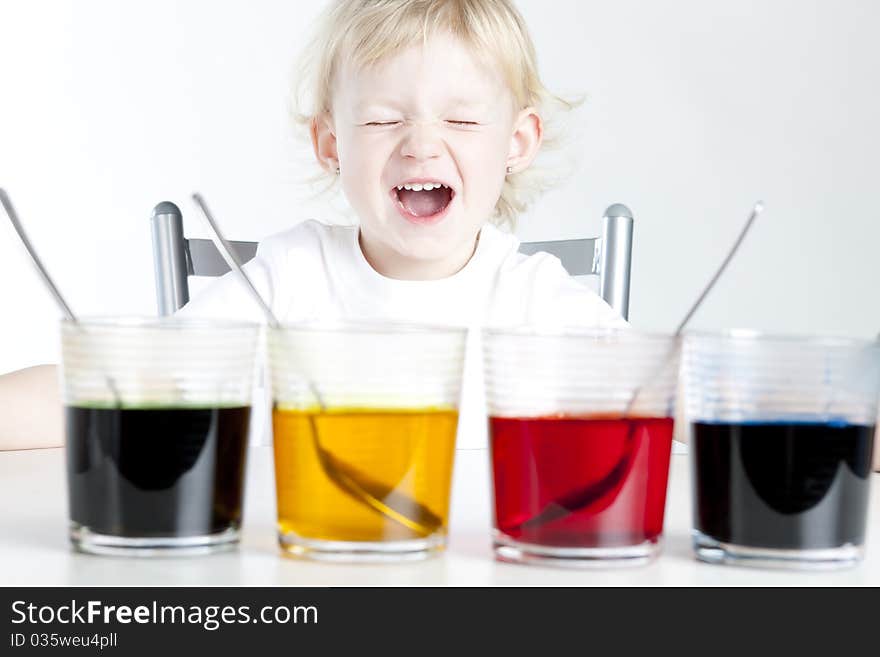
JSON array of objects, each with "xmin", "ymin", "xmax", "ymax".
[{"xmin": 0, "ymin": 365, "xmax": 63, "ymax": 450}]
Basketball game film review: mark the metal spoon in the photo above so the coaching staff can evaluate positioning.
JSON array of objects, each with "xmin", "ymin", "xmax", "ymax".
[
  {"xmin": 0, "ymin": 189, "xmax": 77, "ymax": 322},
  {"xmin": 516, "ymin": 201, "xmax": 765, "ymax": 532},
  {"xmin": 190, "ymin": 192, "xmax": 441, "ymax": 536},
  {"xmin": 191, "ymin": 193, "xmax": 281, "ymax": 329},
  {"xmin": 0, "ymin": 188, "xmax": 121, "ymax": 403},
  {"xmin": 625, "ymin": 200, "xmax": 765, "ymax": 413}
]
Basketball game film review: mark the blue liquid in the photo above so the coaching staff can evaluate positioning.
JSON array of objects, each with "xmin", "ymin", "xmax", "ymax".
[{"xmin": 692, "ymin": 420, "xmax": 874, "ymax": 550}]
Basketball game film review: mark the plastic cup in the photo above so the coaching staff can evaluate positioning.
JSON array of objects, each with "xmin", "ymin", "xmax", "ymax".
[
  {"xmin": 268, "ymin": 321, "xmax": 466, "ymax": 562},
  {"xmin": 684, "ymin": 331, "xmax": 879, "ymax": 569},
  {"xmin": 61, "ymin": 317, "xmax": 259, "ymax": 556},
  {"xmin": 484, "ymin": 328, "xmax": 679, "ymax": 567}
]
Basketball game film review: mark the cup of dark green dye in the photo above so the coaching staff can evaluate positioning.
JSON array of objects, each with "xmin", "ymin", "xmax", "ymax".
[{"xmin": 61, "ymin": 318, "xmax": 260, "ymax": 556}]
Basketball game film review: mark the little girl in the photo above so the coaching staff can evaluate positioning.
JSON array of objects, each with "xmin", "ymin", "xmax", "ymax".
[
  {"xmin": 0, "ymin": 0, "xmax": 626, "ymax": 450},
  {"xmin": 179, "ymin": 0, "xmax": 624, "ymax": 329}
]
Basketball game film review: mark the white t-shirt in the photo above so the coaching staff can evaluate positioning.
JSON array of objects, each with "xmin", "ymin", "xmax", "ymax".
[
  {"xmin": 179, "ymin": 219, "xmax": 625, "ymax": 328},
  {"xmin": 178, "ymin": 220, "xmax": 628, "ymax": 447}
]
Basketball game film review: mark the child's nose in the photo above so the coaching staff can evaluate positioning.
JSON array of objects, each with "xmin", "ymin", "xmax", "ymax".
[{"xmin": 399, "ymin": 124, "xmax": 442, "ymax": 162}]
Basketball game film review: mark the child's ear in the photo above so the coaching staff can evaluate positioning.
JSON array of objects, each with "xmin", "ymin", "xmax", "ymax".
[
  {"xmin": 506, "ymin": 107, "xmax": 543, "ymax": 174},
  {"xmin": 311, "ymin": 112, "xmax": 340, "ymax": 173}
]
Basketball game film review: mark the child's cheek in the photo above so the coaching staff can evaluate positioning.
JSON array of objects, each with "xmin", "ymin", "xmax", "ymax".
[
  {"xmin": 349, "ymin": 130, "xmax": 397, "ymax": 160},
  {"xmin": 453, "ymin": 137, "xmax": 508, "ymax": 180}
]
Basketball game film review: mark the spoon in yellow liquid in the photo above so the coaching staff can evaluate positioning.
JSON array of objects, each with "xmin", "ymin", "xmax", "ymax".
[{"xmin": 190, "ymin": 192, "xmax": 441, "ymax": 536}]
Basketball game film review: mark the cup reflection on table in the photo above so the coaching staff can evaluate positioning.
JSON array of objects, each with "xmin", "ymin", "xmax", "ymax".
[
  {"xmin": 61, "ymin": 318, "xmax": 259, "ymax": 556},
  {"xmin": 684, "ymin": 331, "xmax": 879, "ymax": 569},
  {"xmin": 268, "ymin": 322, "xmax": 466, "ymax": 562},
  {"xmin": 484, "ymin": 328, "xmax": 680, "ymax": 567}
]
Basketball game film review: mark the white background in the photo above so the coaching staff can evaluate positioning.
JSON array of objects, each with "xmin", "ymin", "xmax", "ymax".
[{"xmin": 1, "ymin": 0, "xmax": 878, "ymax": 372}]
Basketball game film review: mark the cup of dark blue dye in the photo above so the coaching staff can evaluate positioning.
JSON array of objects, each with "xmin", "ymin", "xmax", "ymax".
[{"xmin": 684, "ymin": 331, "xmax": 879, "ymax": 569}]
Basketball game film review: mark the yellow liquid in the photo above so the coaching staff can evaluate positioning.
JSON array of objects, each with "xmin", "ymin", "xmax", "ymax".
[{"xmin": 273, "ymin": 407, "xmax": 458, "ymax": 544}]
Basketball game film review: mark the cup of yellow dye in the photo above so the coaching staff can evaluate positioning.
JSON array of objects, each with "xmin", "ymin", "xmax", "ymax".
[{"xmin": 268, "ymin": 321, "xmax": 467, "ymax": 561}]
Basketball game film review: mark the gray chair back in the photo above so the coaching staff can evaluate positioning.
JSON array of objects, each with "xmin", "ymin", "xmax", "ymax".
[{"xmin": 151, "ymin": 203, "xmax": 633, "ymax": 319}]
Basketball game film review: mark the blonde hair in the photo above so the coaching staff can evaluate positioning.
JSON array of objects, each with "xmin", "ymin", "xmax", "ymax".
[{"xmin": 292, "ymin": 0, "xmax": 576, "ymax": 227}]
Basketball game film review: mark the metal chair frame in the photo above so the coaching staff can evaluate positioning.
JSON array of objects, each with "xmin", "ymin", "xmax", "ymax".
[{"xmin": 151, "ymin": 203, "xmax": 633, "ymax": 319}]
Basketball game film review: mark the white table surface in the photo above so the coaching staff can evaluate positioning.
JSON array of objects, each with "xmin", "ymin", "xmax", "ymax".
[{"xmin": 1, "ymin": 446, "xmax": 878, "ymax": 586}]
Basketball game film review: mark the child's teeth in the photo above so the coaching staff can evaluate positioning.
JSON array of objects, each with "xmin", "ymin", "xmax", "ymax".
[{"xmin": 398, "ymin": 182, "xmax": 446, "ymax": 191}]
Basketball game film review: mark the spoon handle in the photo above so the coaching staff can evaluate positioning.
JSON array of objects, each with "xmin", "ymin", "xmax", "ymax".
[
  {"xmin": 190, "ymin": 192, "xmax": 281, "ymax": 329},
  {"xmin": 0, "ymin": 188, "xmax": 78, "ymax": 322},
  {"xmin": 673, "ymin": 201, "xmax": 764, "ymax": 336}
]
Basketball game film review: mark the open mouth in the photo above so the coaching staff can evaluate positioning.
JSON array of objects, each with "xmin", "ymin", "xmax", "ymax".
[{"xmin": 392, "ymin": 181, "xmax": 455, "ymax": 223}]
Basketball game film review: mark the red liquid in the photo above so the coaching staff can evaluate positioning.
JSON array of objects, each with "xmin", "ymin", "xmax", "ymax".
[{"xmin": 490, "ymin": 416, "xmax": 674, "ymax": 548}]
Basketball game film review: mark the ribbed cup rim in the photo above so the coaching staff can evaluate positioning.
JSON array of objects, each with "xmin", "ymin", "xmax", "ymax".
[
  {"xmin": 269, "ymin": 319, "xmax": 468, "ymax": 337},
  {"xmin": 62, "ymin": 316, "xmax": 260, "ymax": 331},
  {"xmin": 685, "ymin": 328, "xmax": 880, "ymax": 350},
  {"xmin": 482, "ymin": 325, "xmax": 677, "ymax": 343}
]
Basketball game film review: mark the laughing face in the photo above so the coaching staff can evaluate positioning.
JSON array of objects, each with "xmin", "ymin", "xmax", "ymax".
[{"xmin": 312, "ymin": 32, "xmax": 542, "ymax": 279}]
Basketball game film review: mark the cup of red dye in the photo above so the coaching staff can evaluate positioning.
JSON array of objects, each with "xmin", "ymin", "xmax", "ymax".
[{"xmin": 483, "ymin": 328, "xmax": 680, "ymax": 567}]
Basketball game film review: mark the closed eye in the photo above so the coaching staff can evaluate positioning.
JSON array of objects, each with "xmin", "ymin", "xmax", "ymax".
[
  {"xmin": 446, "ymin": 120, "xmax": 479, "ymax": 126},
  {"xmin": 364, "ymin": 121, "xmax": 401, "ymax": 126}
]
